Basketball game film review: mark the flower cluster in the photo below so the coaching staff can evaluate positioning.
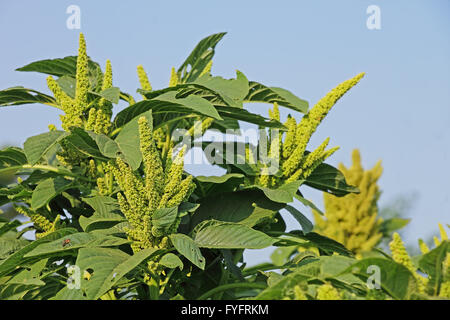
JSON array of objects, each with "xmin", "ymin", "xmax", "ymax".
[
  {"xmin": 14, "ymin": 206, "xmax": 59, "ymax": 239},
  {"xmin": 389, "ymin": 232, "xmax": 428, "ymax": 293},
  {"xmin": 256, "ymin": 73, "xmax": 365, "ymax": 188},
  {"xmin": 313, "ymin": 149, "xmax": 383, "ymax": 255},
  {"xmin": 108, "ymin": 116, "xmax": 195, "ymax": 252}
]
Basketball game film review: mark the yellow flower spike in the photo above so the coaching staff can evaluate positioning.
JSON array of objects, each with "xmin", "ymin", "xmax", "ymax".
[
  {"xmin": 137, "ymin": 64, "xmax": 152, "ymax": 91},
  {"xmin": 94, "ymin": 108, "xmax": 112, "ymax": 134},
  {"xmin": 434, "ymin": 236, "xmax": 441, "ymax": 247},
  {"xmin": 138, "ymin": 116, "xmax": 165, "ymax": 208},
  {"xmin": 166, "ymin": 175, "xmax": 195, "ymax": 208},
  {"xmin": 438, "ymin": 223, "xmax": 448, "ymax": 241},
  {"xmin": 46, "ymin": 76, "xmax": 73, "ymax": 112},
  {"xmin": 316, "ymin": 283, "xmax": 341, "ymax": 300},
  {"xmin": 97, "ymin": 177, "xmax": 108, "ymax": 196},
  {"xmin": 301, "ymin": 146, "xmax": 339, "ymax": 179},
  {"xmin": 169, "ymin": 67, "xmax": 179, "ymax": 87},
  {"xmin": 88, "ymin": 159, "xmax": 96, "ymax": 177},
  {"xmin": 418, "ymin": 239, "xmax": 430, "ymax": 254},
  {"xmin": 199, "ymin": 60, "xmax": 213, "ymax": 77},
  {"xmin": 14, "ymin": 206, "xmax": 53, "ymax": 234},
  {"xmin": 159, "ymin": 146, "xmax": 187, "ymax": 207},
  {"xmin": 438, "ymin": 253, "xmax": 450, "ymax": 298},
  {"xmin": 313, "ymin": 149, "xmax": 382, "ymax": 255},
  {"xmin": 75, "ymin": 33, "xmax": 89, "ymax": 112},
  {"xmin": 300, "ymin": 138, "xmax": 330, "ymax": 172},
  {"xmin": 389, "ymin": 232, "xmax": 426, "ymax": 293},
  {"xmin": 282, "ymin": 116, "xmax": 297, "ymax": 159},
  {"xmin": 102, "ymin": 60, "xmax": 113, "ymax": 91},
  {"xmin": 282, "ymin": 73, "xmax": 364, "ymax": 178},
  {"xmin": 270, "ymin": 102, "xmax": 280, "ymax": 121},
  {"xmin": 48, "ymin": 124, "xmax": 57, "ymax": 131}
]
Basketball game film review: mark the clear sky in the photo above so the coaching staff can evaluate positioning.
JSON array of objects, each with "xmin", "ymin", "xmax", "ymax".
[{"xmin": 1, "ymin": 1, "xmax": 449, "ymax": 264}]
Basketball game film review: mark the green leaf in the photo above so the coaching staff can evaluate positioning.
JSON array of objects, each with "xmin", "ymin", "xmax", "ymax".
[
  {"xmin": 379, "ymin": 218, "xmax": 411, "ymax": 237},
  {"xmin": 169, "ymin": 233, "xmax": 205, "ymax": 270},
  {"xmin": 23, "ymin": 131, "xmax": 67, "ymax": 165},
  {"xmin": 295, "ymin": 193, "xmax": 324, "ymax": 215},
  {"xmin": 191, "ymin": 189, "xmax": 284, "ymax": 228},
  {"xmin": 76, "ymin": 247, "xmax": 160, "ymax": 300},
  {"xmin": 245, "ymin": 81, "xmax": 309, "ymax": 113},
  {"xmin": 194, "ymin": 173, "xmax": 244, "ymax": 197},
  {"xmin": 341, "ymin": 257, "xmax": 418, "ymax": 300},
  {"xmin": 0, "ymin": 219, "xmax": 21, "ymax": 237},
  {"xmin": 192, "ymin": 71, "xmax": 249, "ymax": 109},
  {"xmin": 79, "ymin": 196, "xmax": 125, "ymax": 232},
  {"xmin": 16, "ymin": 56, "xmax": 103, "ymax": 88},
  {"xmin": 31, "ymin": 177, "xmax": 74, "ymax": 209},
  {"xmin": 0, "ymin": 228, "xmax": 77, "ymax": 277},
  {"xmin": 153, "ymin": 91, "xmax": 222, "ymax": 120},
  {"xmin": 63, "ymin": 128, "xmax": 108, "ymax": 160},
  {"xmin": 418, "ymin": 240, "xmax": 449, "ymax": 295},
  {"xmin": 114, "ymin": 110, "xmax": 153, "ymax": 170},
  {"xmin": 284, "ymin": 205, "xmax": 313, "ymax": 233},
  {"xmin": 98, "ymin": 87, "xmax": 120, "ymax": 104},
  {"xmin": 0, "ymin": 87, "xmax": 57, "ymax": 108},
  {"xmin": 24, "ymin": 232, "xmax": 130, "ymax": 258},
  {"xmin": 305, "ymin": 162, "xmax": 359, "ymax": 197},
  {"xmin": 253, "ymin": 180, "xmax": 304, "ymax": 204},
  {"xmin": 84, "ymin": 131, "xmax": 121, "ymax": 159},
  {"xmin": 215, "ymin": 106, "xmax": 285, "ymax": 128},
  {"xmin": 194, "ymin": 220, "xmax": 276, "ymax": 249},
  {"xmin": 159, "ymin": 253, "xmax": 183, "ymax": 270},
  {"xmin": 177, "ymin": 32, "xmax": 227, "ymax": 83},
  {"xmin": 152, "ymin": 207, "xmax": 178, "ymax": 232},
  {"xmin": 0, "ymin": 147, "xmax": 27, "ymax": 170}
]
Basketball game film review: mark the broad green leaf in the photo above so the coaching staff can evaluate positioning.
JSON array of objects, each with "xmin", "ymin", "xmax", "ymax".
[
  {"xmin": 194, "ymin": 173, "xmax": 244, "ymax": 197},
  {"xmin": 215, "ymin": 106, "xmax": 285, "ymax": 128},
  {"xmin": 305, "ymin": 162, "xmax": 359, "ymax": 197},
  {"xmin": 0, "ymin": 282, "xmax": 43, "ymax": 300},
  {"xmin": 153, "ymin": 91, "xmax": 222, "ymax": 120},
  {"xmin": 253, "ymin": 180, "xmax": 304, "ymax": 204},
  {"xmin": 159, "ymin": 253, "xmax": 183, "ymax": 270},
  {"xmin": 194, "ymin": 220, "xmax": 275, "ymax": 249},
  {"xmin": 0, "ymin": 238, "xmax": 29, "ymax": 260},
  {"xmin": 98, "ymin": 87, "xmax": 120, "ymax": 104},
  {"xmin": 270, "ymin": 246, "xmax": 298, "ymax": 266},
  {"xmin": 245, "ymin": 81, "xmax": 309, "ymax": 114},
  {"xmin": 152, "ymin": 207, "xmax": 178, "ymax": 232},
  {"xmin": 284, "ymin": 205, "xmax": 313, "ymax": 233},
  {"xmin": 341, "ymin": 257, "xmax": 418, "ymax": 300},
  {"xmin": 76, "ymin": 247, "xmax": 160, "ymax": 300},
  {"xmin": 84, "ymin": 131, "xmax": 121, "ymax": 158},
  {"xmin": 31, "ymin": 177, "xmax": 74, "ymax": 209},
  {"xmin": 115, "ymin": 110, "xmax": 153, "ymax": 170},
  {"xmin": 24, "ymin": 232, "xmax": 130, "ymax": 258},
  {"xmin": 177, "ymin": 32, "xmax": 227, "ymax": 83},
  {"xmin": 191, "ymin": 189, "xmax": 284, "ymax": 228},
  {"xmin": 379, "ymin": 218, "xmax": 411, "ymax": 237},
  {"xmin": 23, "ymin": 131, "xmax": 67, "ymax": 165},
  {"xmin": 192, "ymin": 71, "xmax": 249, "ymax": 109},
  {"xmin": 0, "ymin": 147, "xmax": 27, "ymax": 170},
  {"xmin": 169, "ymin": 233, "xmax": 205, "ymax": 270},
  {"xmin": 418, "ymin": 241, "xmax": 449, "ymax": 295},
  {"xmin": 0, "ymin": 87, "xmax": 57, "ymax": 108},
  {"xmin": 62, "ymin": 128, "xmax": 108, "ymax": 160},
  {"xmin": 0, "ymin": 228, "xmax": 77, "ymax": 277},
  {"xmin": 16, "ymin": 56, "xmax": 103, "ymax": 88},
  {"xmin": 79, "ymin": 196, "xmax": 125, "ymax": 232}
]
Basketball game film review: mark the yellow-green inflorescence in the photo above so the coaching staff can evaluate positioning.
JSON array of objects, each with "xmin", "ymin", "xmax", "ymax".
[
  {"xmin": 109, "ymin": 116, "xmax": 195, "ymax": 253},
  {"xmin": 256, "ymin": 73, "xmax": 364, "ymax": 188},
  {"xmin": 313, "ymin": 149, "xmax": 383, "ymax": 256},
  {"xmin": 14, "ymin": 206, "xmax": 60, "ymax": 239},
  {"xmin": 389, "ymin": 232, "xmax": 428, "ymax": 293},
  {"xmin": 137, "ymin": 64, "xmax": 152, "ymax": 92},
  {"xmin": 316, "ymin": 283, "xmax": 341, "ymax": 300}
]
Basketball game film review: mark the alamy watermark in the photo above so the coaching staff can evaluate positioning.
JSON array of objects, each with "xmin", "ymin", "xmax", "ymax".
[
  {"xmin": 66, "ymin": 5, "xmax": 81, "ymax": 30},
  {"xmin": 366, "ymin": 5, "xmax": 381, "ymax": 30}
]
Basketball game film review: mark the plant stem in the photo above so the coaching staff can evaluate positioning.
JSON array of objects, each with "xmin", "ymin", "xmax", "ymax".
[{"xmin": 197, "ymin": 282, "xmax": 266, "ymax": 300}]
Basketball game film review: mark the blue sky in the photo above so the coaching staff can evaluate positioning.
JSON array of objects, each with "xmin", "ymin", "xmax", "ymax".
[{"xmin": 1, "ymin": 1, "xmax": 449, "ymax": 264}]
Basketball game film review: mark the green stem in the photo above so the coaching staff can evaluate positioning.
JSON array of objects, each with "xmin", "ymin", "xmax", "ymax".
[
  {"xmin": 197, "ymin": 282, "xmax": 267, "ymax": 300},
  {"xmin": 242, "ymin": 263, "xmax": 286, "ymax": 277}
]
